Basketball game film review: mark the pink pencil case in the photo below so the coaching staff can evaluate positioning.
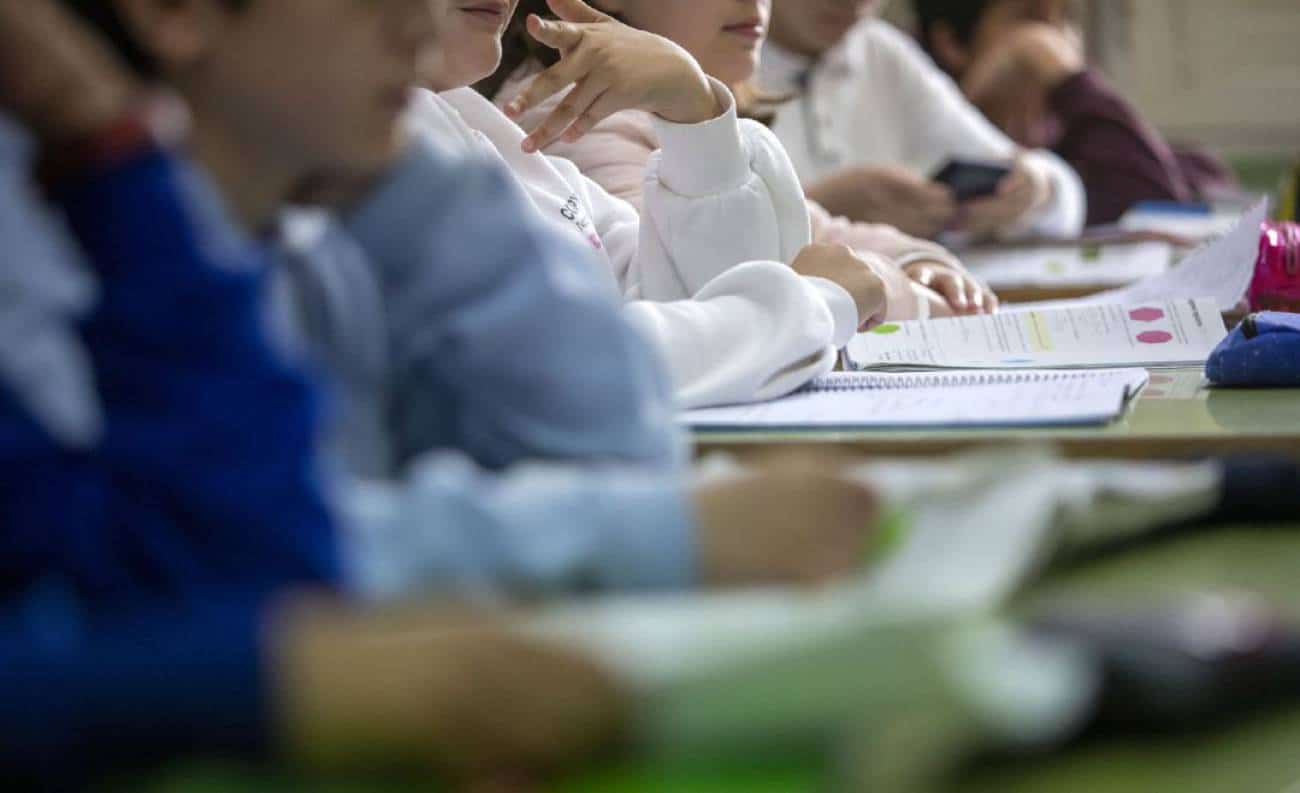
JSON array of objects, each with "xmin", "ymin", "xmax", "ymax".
[{"xmin": 1249, "ymin": 221, "xmax": 1300, "ymax": 312}]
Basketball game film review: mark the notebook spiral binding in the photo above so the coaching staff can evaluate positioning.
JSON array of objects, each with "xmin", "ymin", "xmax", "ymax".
[{"xmin": 809, "ymin": 370, "xmax": 1096, "ymax": 392}]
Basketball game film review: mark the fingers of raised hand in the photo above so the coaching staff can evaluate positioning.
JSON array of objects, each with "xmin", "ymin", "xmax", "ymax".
[
  {"xmin": 521, "ymin": 77, "xmax": 609, "ymax": 151},
  {"xmin": 504, "ymin": 50, "xmax": 586, "ymax": 121},
  {"xmin": 526, "ymin": 14, "xmax": 586, "ymax": 52},
  {"xmin": 546, "ymin": 0, "xmax": 611, "ymax": 24}
]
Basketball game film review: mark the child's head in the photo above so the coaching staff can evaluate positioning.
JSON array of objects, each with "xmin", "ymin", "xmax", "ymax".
[
  {"xmin": 426, "ymin": 0, "xmax": 521, "ymax": 91},
  {"xmin": 60, "ymin": 0, "xmax": 436, "ymax": 184},
  {"xmin": 915, "ymin": 0, "xmax": 1072, "ymax": 77},
  {"xmin": 767, "ymin": 0, "xmax": 879, "ymax": 58},
  {"xmin": 498, "ymin": 0, "xmax": 770, "ymax": 87},
  {"xmin": 590, "ymin": 0, "xmax": 771, "ymax": 86}
]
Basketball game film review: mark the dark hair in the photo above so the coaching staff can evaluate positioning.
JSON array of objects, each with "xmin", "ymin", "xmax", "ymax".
[
  {"xmin": 476, "ymin": 0, "xmax": 782, "ymax": 124},
  {"xmin": 59, "ymin": 0, "xmax": 249, "ymax": 77},
  {"xmin": 912, "ymin": 0, "xmax": 992, "ymax": 51}
]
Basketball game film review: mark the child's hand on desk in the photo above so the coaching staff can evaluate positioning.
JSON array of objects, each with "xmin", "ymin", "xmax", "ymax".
[
  {"xmin": 693, "ymin": 469, "xmax": 880, "ymax": 587},
  {"xmin": 792, "ymin": 243, "xmax": 890, "ymax": 330},
  {"xmin": 275, "ymin": 601, "xmax": 627, "ymax": 783},
  {"xmin": 902, "ymin": 260, "xmax": 999, "ymax": 316}
]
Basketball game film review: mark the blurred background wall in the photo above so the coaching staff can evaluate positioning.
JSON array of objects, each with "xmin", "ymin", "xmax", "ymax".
[{"xmin": 887, "ymin": 0, "xmax": 1300, "ymax": 172}]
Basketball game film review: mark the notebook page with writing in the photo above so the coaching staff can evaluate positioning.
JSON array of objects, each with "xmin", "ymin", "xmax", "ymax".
[
  {"xmin": 844, "ymin": 298, "xmax": 1225, "ymax": 371},
  {"xmin": 684, "ymin": 368, "xmax": 1149, "ymax": 429}
]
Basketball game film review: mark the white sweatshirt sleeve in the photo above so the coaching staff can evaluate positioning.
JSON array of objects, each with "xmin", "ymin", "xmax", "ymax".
[
  {"xmin": 456, "ymin": 82, "xmax": 852, "ymax": 407},
  {"xmin": 548, "ymin": 140, "xmax": 853, "ymax": 407},
  {"xmin": 638, "ymin": 79, "xmax": 814, "ymax": 299},
  {"xmin": 865, "ymin": 22, "xmax": 1086, "ymax": 238},
  {"xmin": 622, "ymin": 261, "xmax": 841, "ymax": 408}
]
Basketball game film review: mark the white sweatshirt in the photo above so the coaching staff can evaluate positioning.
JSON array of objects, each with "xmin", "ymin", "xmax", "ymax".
[
  {"xmin": 408, "ymin": 85, "xmax": 860, "ymax": 408},
  {"xmin": 758, "ymin": 18, "xmax": 1087, "ymax": 238}
]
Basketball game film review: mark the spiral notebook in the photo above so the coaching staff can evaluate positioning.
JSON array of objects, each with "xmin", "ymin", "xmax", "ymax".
[{"xmin": 684, "ymin": 368, "xmax": 1150, "ymax": 430}]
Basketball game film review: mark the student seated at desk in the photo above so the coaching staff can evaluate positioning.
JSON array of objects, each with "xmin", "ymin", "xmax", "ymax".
[
  {"xmin": 0, "ymin": 4, "xmax": 623, "ymax": 786},
  {"xmin": 413, "ymin": 0, "xmax": 890, "ymax": 410},
  {"xmin": 487, "ymin": 0, "xmax": 998, "ymax": 320},
  {"xmin": 913, "ymin": 0, "xmax": 1237, "ymax": 227},
  {"xmin": 750, "ymin": 0, "xmax": 1085, "ymax": 241},
  {"xmin": 42, "ymin": 0, "xmax": 879, "ymax": 605}
]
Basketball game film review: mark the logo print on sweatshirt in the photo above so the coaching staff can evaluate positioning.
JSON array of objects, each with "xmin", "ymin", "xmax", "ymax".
[{"xmin": 560, "ymin": 194, "xmax": 603, "ymax": 251}]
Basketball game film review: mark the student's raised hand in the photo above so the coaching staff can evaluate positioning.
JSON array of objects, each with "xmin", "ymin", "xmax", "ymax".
[
  {"xmin": 902, "ymin": 260, "xmax": 998, "ymax": 315},
  {"xmin": 806, "ymin": 164, "xmax": 958, "ymax": 239},
  {"xmin": 503, "ymin": 0, "xmax": 722, "ymax": 153},
  {"xmin": 958, "ymin": 158, "xmax": 1051, "ymax": 238},
  {"xmin": 276, "ymin": 601, "xmax": 627, "ymax": 783},
  {"xmin": 693, "ymin": 468, "xmax": 880, "ymax": 587},
  {"xmin": 792, "ymin": 243, "xmax": 890, "ymax": 330},
  {"xmin": 0, "ymin": 0, "xmax": 137, "ymax": 143}
]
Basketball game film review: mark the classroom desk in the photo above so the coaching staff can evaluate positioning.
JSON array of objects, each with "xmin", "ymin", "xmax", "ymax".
[
  {"xmin": 694, "ymin": 367, "xmax": 1300, "ymax": 462},
  {"xmin": 141, "ymin": 520, "xmax": 1300, "ymax": 793}
]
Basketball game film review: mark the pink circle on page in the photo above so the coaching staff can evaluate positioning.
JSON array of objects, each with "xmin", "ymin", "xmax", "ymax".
[
  {"xmin": 1137, "ymin": 330, "xmax": 1174, "ymax": 345},
  {"xmin": 1129, "ymin": 307, "xmax": 1166, "ymax": 322}
]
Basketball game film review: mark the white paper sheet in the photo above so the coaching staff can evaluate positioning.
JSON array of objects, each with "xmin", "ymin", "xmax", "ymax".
[
  {"xmin": 1013, "ymin": 198, "xmax": 1269, "ymax": 312},
  {"xmin": 962, "ymin": 241, "xmax": 1173, "ymax": 288},
  {"xmin": 845, "ymin": 298, "xmax": 1226, "ymax": 371},
  {"xmin": 523, "ymin": 449, "xmax": 1064, "ymax": 698}
]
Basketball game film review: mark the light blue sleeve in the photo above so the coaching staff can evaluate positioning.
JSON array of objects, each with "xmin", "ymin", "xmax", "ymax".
[
  {"xmin": 341, "ymin": 452, "xmax": 696, "ymax": 600},
  {"xmin": 346, "ymin": 137, "xmax": 686, "ymax": 472},
  {"xmin": 0, "ymin": 114, "xmax": 101, "ymax": 448},
  {"xmin": 336, "ymin": 139, "xmax": 698, "ymax": 597}
]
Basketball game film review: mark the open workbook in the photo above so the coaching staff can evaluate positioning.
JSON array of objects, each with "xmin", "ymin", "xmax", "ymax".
[
  {"xmin": 684, "ymin": 368, "xmax": 1149, "ymax": 430},
  {"xmin": 844, "ymin": 298, "xmax": 1226, "ymax": 372}
]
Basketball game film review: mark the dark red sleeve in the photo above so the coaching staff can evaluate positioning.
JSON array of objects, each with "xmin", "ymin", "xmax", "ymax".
[{"xmin": 1048, "ymin": 68, "xmax": 1196, "ymax": 226}]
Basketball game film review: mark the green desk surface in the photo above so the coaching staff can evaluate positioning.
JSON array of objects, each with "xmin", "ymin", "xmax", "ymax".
[
  {"xmin": 695, "ymin": 368, "xmax": 1300, "ymax": 461},
  {"xmin": 133, "ymin": 522, "xmax": 1300, "ymax": 793}
]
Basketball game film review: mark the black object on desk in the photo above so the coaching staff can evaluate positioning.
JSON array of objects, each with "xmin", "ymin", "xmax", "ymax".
[
  {"xmin": 932, "ymin": 160, "xmax": 1011, "ymax": 202},
  {"xmin": 1029, "ymin": 595, "xmax": 1300, "ymax": 734}
]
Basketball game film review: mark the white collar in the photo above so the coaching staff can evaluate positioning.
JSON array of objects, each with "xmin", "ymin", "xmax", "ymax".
[{"xmin": 759, "ymin": 19, "xmax": 876, "ymax": 94}]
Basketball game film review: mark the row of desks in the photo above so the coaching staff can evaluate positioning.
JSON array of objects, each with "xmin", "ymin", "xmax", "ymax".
[
  {"xmin": 698, "ymin": 366, "xmax": 1300, "ymax": 462},
  {"xmin": 150, "ymin": 428, "xmax": 1298, "ymax": 793},
  {"xmin": 682, "ymin": 276, "xmax": 1300, "ymax": 790},
  {"xmin": 153, "ymin": 281, "xmax": 1300, "ymax": 792}
]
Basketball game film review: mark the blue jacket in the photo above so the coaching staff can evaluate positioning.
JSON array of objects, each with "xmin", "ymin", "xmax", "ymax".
[
  {"xmin": 0, "ymin": 586, "xmax": 270, "ymax": 791},
  {"xmin": 0, "ymin": 121, "xmax": 339, "ymax": 610},
  {"xmin": 0, "ymin": 118, "xmax": 331, "ymax": 787}
]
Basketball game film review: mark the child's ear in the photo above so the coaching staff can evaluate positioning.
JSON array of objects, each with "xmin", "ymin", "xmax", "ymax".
[
  {"xmin": 113, "ymin": 0, "xmax": 230, "ymax": 73},
  {"xmin": 928, "ymin": 21, "xmax": 972, "ymax": 76}
]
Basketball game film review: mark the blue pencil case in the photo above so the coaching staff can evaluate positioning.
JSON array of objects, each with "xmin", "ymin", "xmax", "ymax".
[{"xmin": 1206, "ymin": 312, "xmax": 1300, "ymax": 386}]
